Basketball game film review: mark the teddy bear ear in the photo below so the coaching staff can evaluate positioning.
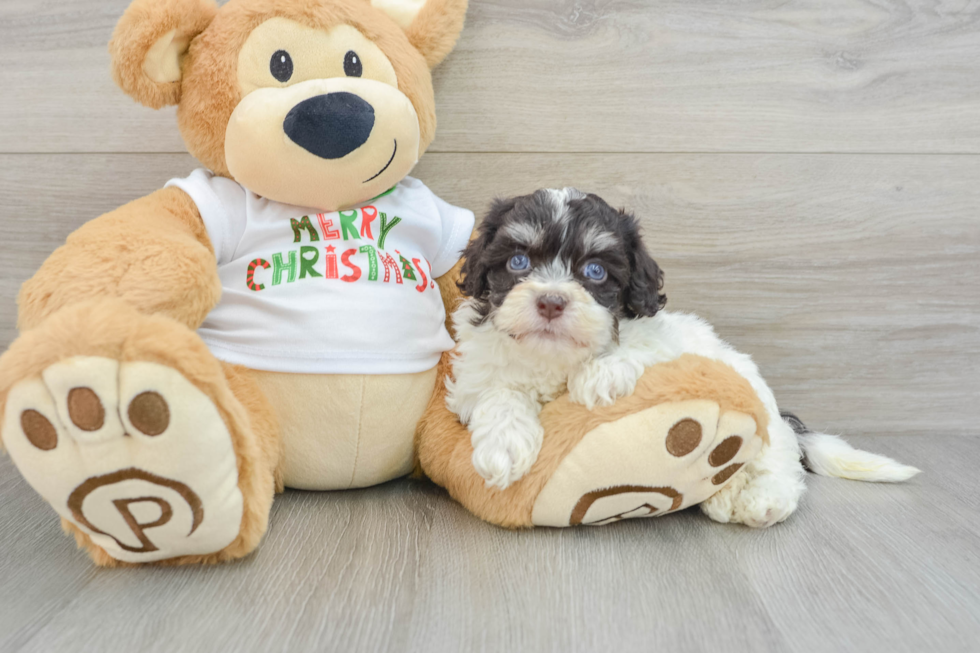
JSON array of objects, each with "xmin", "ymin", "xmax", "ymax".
[
  {"xmin": 109, "ymin": 0, "xmax": 218, "ymax": 109},
  {"xmin": 372, "ymin": 0, "xmax": 468, "ymax": 68}
]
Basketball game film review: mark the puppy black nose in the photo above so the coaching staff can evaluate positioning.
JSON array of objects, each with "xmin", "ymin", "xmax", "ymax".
[
  {"xmin": 536, "ymin": 295, "xmax": 567, "ymax": 321},
  {"xmin": 283, "ymin": 92, "xmax": 375, "ymax": 160}
]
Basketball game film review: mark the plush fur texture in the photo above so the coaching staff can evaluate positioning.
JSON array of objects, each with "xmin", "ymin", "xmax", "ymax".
[
  {"xmin": 109, "ymin": 0, "xmax": 219, "ymax": 109},
  {"xmin": 441, "ymin": 189, "xmax": 919, "ymax": 527},
  {"xmin": 0, "ymin": 299, "xmax": 280, "ymax": 566},
  {"xmin": 17, "ymin": 187, "xmax": 219, "ymax": 332},
  {"xmin": 405, "ymin": 0, "xmax": 468, "ymax": 68},
  {"xmin": 110, "ymin": 0, "xmax": 468, "ymax": 184},
  {"xmin": 225, "ymin": 19, "xmax": 425, "ymax": 208},
  {"xmin": 251, "ymin": 366, "xmax": 436, "ymax": 490},
  {"xmin": 169, "ymin": 0, "xmax": 459, "ymax": 177},
  {"xmin": 419, "ymin": 352, "xmax": 768, "ymax": 528}
]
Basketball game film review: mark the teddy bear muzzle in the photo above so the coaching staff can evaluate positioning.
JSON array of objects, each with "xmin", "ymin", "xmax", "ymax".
[{"xmin": 224, "ymin": 77, "xmax": 421, "ymax": 212}]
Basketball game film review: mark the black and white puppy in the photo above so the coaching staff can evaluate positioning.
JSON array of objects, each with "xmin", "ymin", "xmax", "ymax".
[{"xmin": 445, "ymin": 189, "xmax": 919, "ymax": 528}]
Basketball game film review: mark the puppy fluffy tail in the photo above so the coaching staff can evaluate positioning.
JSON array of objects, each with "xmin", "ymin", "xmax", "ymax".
[{"xmin": 781, "ymin": 413, "xmax": 921, "ymax": 483}]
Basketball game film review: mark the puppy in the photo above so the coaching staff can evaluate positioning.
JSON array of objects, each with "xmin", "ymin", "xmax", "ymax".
[{"xmin": 445, "ymin": 189, "xmax": 919, "ymax": 528}]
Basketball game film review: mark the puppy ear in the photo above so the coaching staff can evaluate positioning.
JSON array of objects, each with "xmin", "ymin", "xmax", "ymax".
[
  {"xmin": 372, "ymin": 0, "xmax": 468, "ymax": 68},
  {"xmin": 109, "ymin": 0, "xmax": 218, "ymax": 109},
  {"xmin": 621, "ymin": 212, "xmax": 667, "ymax": 318},
  {"xmin": 458, "ymin": 197, "xmax": 513, "ymax": 299}
]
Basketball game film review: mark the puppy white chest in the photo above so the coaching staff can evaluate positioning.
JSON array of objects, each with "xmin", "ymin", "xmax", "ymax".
[{"xmin": 504, "ymin": 343, "xmax": 590, "ymax": 403}]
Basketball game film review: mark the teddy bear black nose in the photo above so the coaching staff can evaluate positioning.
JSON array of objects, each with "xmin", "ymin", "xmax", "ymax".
[{"xmin": 283, "ymin": 92, "xmax": 375, "ymax": 160}]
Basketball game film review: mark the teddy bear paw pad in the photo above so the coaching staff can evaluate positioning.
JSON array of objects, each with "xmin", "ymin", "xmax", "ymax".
[
  {"xmin": 2, "ymin": 356, "xmax": 243, "ymax": 563},
  {"xmin": 531, "ymin": 399, "xmax": 764, "ymax": 527}
]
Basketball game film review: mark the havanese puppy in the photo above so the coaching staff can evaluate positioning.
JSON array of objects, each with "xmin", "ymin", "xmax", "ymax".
[{"xmin": 445, "ymin": 189, "xmax": 919, "ymax": 528}]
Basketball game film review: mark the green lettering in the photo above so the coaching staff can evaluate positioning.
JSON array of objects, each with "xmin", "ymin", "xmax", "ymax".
[
  {"xmin": 299, "ymin": 246, "xmax": 322, "ymax": 279},
  {"xmin": 290, "ymin": 216, "xmax": 320, "ymax": 243},
  {"xmin": 339, "ymin": 210, "xmax": 360, "ymax": 241},
  {"xmin": 398, "ymin": 253, "xmax": 417, "ymax": 281},
  {"xmin": 359, "ymin": 245, "xmax": 379, "ymax": 281},
  {"xmin": 272, "ymin": 251, "xmax": 297, "ymax": 285},
  {"xmin": 378, "ymin": 212, "xmax": 401, "ymax": 250}
]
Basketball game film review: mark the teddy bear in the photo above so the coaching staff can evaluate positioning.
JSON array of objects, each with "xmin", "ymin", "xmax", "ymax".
[
  {"xmin": 417, "ymin": 352, "xmax": 769, "ymax": 528},
  {"xmin": 0, "ymin": 0, "xmax": 773, "ymax": 566},
  {"xmin": 0, "ymin": 0, "xmax": 476, "ymax": 566}
]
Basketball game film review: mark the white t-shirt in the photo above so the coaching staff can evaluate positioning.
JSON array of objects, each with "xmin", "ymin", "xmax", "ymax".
[{"xmin": 165, "ymin": 170, "xmax": 474, "ymax": 374}]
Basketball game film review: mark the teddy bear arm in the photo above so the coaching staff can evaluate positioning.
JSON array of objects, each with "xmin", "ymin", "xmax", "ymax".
[{"xmin": 18, "ymin": 186, "xmax": 221, "ymax": 332}]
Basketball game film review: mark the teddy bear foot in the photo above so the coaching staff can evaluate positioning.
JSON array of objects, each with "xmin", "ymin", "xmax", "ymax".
[
  {"xmin": 530, "ymin": 399, "xmax": 764, "ymax": 527},
  {"xmin": 0, "ymin": 300, "xmax": 277, "ymax": 565},
  {"xmin": 418, "ymin": 353, "xmax": 773, "ymax": 529},
  {"xmin": 4, "ymin": 356, "xmax": 245, "ymax": 564}
]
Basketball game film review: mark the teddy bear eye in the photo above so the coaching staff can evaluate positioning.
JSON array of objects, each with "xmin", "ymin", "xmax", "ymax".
[
  {"xmin": 270, "ymin": 50, "xmax": 293, "ymax": 83},
  {"xmin": 344, "ymin": 50, "xmax": 363, "ymax": 77}
]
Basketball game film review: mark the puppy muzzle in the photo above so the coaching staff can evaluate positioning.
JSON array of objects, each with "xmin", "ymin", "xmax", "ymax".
[
  {"xmin": 494, "ymin": 280, "xmax": 614, "ymax": 352},
  {"xmin": 536, "ymin": 294, "xmax": 567, "ymax": 321}
]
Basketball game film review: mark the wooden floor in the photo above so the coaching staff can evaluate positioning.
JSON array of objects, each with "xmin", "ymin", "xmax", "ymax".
[
  {"xmin": 1, "ymin": 0, "xmax": 979, "ymax": 651},
  {"xmin": 2, "ymin": 437, "xmax": 979, "ymax": 653}
]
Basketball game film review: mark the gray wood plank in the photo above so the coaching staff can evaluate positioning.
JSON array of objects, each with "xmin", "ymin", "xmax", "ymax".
[
  {"xmin": 1, "ymin": 435, "xmax": 977, "ymax": 653},
  {"xmin": 3, "ymin": 0, "xmax": 980, "ymax": 154},
  {"xmin": 749, "ymin": 435, "xmax": 980, "ymax": 653},
  {"xmin": 0, "ymin": 152, "xmax": 976, "ymax": 436}
]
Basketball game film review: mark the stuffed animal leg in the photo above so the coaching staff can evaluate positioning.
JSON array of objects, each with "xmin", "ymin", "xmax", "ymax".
[
  {"xmin": 0, "ymin": 190, "xmax": 281, "ymax": 566},
  {"xmin": 417, "ymin": 352, "xmax": 769, "ymax": 528}
]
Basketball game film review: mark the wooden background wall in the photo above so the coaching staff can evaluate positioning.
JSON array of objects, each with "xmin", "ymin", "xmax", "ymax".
[{"xmin": 1, "ymin": 0, "xmax": 978, "ymax": 436}]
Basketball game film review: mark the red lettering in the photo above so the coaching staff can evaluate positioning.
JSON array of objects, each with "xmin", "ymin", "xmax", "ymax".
[
  {"xmin": 360, "ymin": 206, "xmax": 377, "ymax": 240},
  {"xmin": 246, "ymin": 258, "xmax": 270, "ymax": 292},
  {"xmin": 324, "ymin": 245, "xmax": 338, "ymax": 279},
  {"xmin": 317, "ymin": 213, "xmax": 340, "ymax": 240},
  {"xmin": 380, "ymin": 252, "xmax": 402, "ymax": 284},
  {"xmin": 412, "ymin": 258, "xmax": 428, "ymax": 293},
  {"xmin": 340, "ymin": 248, "xmax": 361, "ymax": 282}
]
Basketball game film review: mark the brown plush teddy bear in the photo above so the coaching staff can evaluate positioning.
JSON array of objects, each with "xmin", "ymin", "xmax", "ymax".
[
  {"xmin": 0, "ymin": 0, "xmax": 475, "ymax": 566},
  {"xmin": 0, "ymin": 0, "xmax": 772, "ymax": 566}
]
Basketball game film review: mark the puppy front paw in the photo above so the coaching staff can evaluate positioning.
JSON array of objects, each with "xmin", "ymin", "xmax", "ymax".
[
  {"xmin": 567, "ymin": 356, "xmax": 644, "ymax": 410},
  {"xmin": 470, "ymin": 421, "xmax": 544, "ymax": 490},
  {"xmin": 700, "ymin": 472, "xmax": 798, "ymax": 528}
]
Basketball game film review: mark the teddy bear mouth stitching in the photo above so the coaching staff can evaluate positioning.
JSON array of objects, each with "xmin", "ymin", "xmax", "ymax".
[{"xmin": 363, "ymin": 139, "xmax": 398, "ymax": 184}]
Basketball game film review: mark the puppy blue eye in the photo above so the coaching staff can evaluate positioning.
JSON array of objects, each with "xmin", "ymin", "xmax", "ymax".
[
  {"xmin": 583, "ymin": 262, "xmax": 607, "ymax": 281},
  {"xmin": 508, "ymin": 254, "xmax": 530, "ymax": 272}
]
